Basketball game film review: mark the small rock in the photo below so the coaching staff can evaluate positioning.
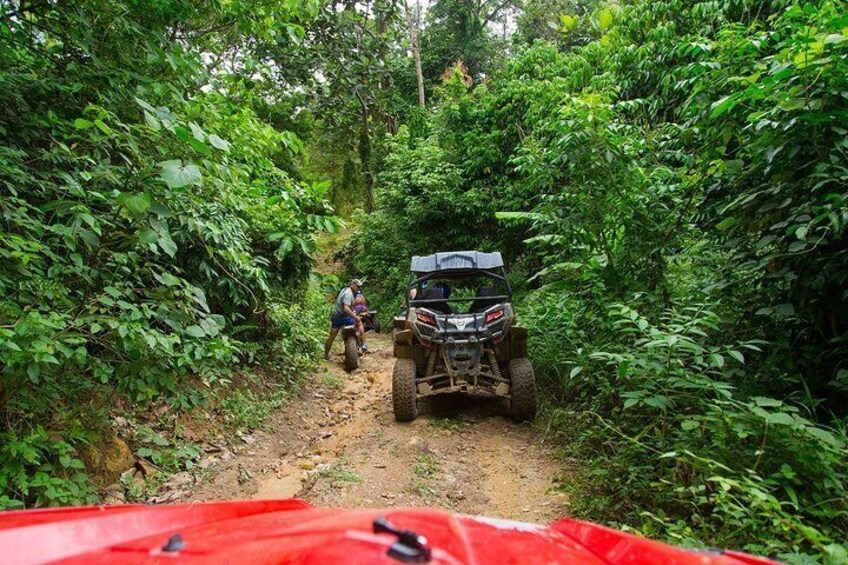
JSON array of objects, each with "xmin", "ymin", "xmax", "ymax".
[
  {"xmin": 82, "ymin": 436, "xmax": 136, "ymax": 482},
  {"xmin": 164, "ymin": 472, "xmax": 193, "ymax": 489},
  {"xmin": 179, "ymin": 426, "xmax": 198, "ymax": 441},
  {"xmin": 198, "ymin": 455, "xmax": 219, "ymax": 469},
  {"xmin": 147, "ymin": 489, "xmax": 189, "ymax": 504},
  {"xmin": 205, "ymin": 442, "xmax": 225, "ymax": 453},
  {"xmin": 298, "ymin": 460, "xmax": 316, "ymax": 471},
  {"xmin": 102, "ymin": 483, "xmax": 126, "ymax": 505},
  {"xmin": 406, "ymin": 436, "xmax": 430, "ymax": 455},
  {"xmin": 103, "ymin": 492, "xmax": 126, "ymax": 505},
  {"xmin": 134, "ymin": 458, "xmax": 157, "ymax": 477},
  {"xmin": 237, "ymin": 431, "xmax": 256, "ymax": 444},
  {"xmin": 237, "ymin": 465, "xmax": 253, "ymax": 485},
  {"xmin": 470, "ymin": 492, "xmax": 490, "ymax": 505},
  {"xmin": 439, "ymin": 474, "xmax": 458, "ymax": 489}
]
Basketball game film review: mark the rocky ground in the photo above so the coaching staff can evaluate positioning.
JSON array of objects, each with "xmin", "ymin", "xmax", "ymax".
[{"xmin": 176, "ymin": 333, "xmax": 573, "ymax": 523}]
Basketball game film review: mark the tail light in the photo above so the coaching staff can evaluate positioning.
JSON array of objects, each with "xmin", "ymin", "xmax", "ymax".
[
  {"xmin": 416, "ymin": 312, "xmax": 437, "ymax": 326},
  {"xmin": 485, "ymin": 310, "xmax": 504, "ymax": 323}
]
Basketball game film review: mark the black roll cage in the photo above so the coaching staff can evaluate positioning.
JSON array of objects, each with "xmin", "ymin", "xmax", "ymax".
[{"xmin": 404, "ymin": 268, "xmax": 512, "ymax": 309}]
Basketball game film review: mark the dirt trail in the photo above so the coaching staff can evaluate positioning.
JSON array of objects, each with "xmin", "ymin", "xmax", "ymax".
[{"xmin": 187, "ymin": 333, "xmax": 572, "ymax": 522}]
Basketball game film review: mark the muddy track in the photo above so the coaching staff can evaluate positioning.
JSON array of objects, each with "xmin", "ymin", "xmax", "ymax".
[{"xmin": 187, "ymin": 333, "xmax": 572, "ymax": 522}]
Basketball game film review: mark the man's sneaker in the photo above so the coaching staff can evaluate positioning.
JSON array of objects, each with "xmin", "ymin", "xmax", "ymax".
[
  {"xmin": 361, "ymin": 344, "xmax": 369, "ymax": 353},
  {"xmin": 322, "ymin": 354, "xmax": 330, "ymax": 361}
]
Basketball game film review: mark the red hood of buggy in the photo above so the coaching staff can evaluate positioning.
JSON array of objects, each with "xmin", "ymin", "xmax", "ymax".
[{"xmin": 0, "ymin": 499, "xmax": 775, "ymax": 564}]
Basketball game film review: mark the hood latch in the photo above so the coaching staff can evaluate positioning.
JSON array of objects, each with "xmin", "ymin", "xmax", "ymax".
[{"xmin": 373, "ymin": 517, "xmax": 432, "ymax": 563}]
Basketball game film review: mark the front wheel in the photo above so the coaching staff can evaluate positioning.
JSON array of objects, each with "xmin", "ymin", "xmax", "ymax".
[
  {"xmin": 372, "ymin": 315, "xmax": 381, "ymax": 333},
  {"xmin": 509, "ymin": 358, "xmax": 537, "ymax": 421},
  {"xmin": 344, "ymin": 334, "xmax": 360, "ymax": 372},
  {"xmin": 392, "ymin": 359, "xmax": 418, "ymax": 422}
]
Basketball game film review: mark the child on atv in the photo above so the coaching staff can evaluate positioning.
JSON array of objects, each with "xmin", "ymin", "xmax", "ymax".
[{"xmin": 354, "ymin": 292, "xmax": 368, "ymax": 316}]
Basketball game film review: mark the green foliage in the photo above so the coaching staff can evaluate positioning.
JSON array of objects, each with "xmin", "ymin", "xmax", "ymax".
[
  {"xmin": 0, "ymin": 427, "xmax": 97, "ymax": 508},
  {"xmin": 412, "ymin": 454, "xmax": 442, "ymax": 477},
  {"xmin": 421, "ymin": 0, "xmax": 512, "ymax": 82},
  {"xmin": 318, "ymin": 458, "xmax": 362, "ymax": 484},
  {"xmin": 584, "ymin": 303, "xmax": 846, "ymax": 558},
  {"xmin": 514, "ymin": 0, "xmax": 601, "ymax": 49},
  {"xmin": 354, "ymin": 0, "xmax": 848, "ymax": 560},
  {"xmin": 352, "ymin": 126, "xmax": 498, "ymax": 311},
  {"xmin": 0, "ymin": 0, "xmax": 333, "ymax": 507},
  {"xmin": 134, "ymin": 425, "xmax": 202, "ymax": 473}
]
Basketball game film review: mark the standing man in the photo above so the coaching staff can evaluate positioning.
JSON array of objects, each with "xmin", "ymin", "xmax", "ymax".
[{"xmin": 323, "ymin": 279, "xmax": 368, "ymax": 361}]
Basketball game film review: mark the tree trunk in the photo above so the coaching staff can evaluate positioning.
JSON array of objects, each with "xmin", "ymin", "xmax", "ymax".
[
  {"xmin": 356, "ymin": 90, "xmax": 375, "ymax": 212},
  {"xmin": 405, "ymin": 0, "xmax": 426, "ymax": 108},
  {"xmin": 377, "ymin": 0, "xmax": 399, "ymax": 133}
]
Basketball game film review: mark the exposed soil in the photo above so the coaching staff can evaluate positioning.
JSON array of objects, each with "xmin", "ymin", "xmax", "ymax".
[{"xmin": 185, "ymin": 333, "xmax": 572, "ymax": 523}]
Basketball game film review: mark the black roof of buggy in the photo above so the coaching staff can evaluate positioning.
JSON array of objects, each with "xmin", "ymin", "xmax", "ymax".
[{"xmin": 410, "ymin": 251, "xmax": 504, "ymax": 274}]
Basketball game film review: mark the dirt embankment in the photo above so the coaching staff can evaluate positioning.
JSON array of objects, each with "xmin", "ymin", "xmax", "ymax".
[{"xmin": 184, "ymin": 333, "xmax": 572, "ymax": 523}]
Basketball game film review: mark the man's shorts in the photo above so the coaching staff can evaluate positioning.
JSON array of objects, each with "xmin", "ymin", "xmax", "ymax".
[{"xmin": 331, "ymin": 314, "xmax": 356, "ymax": 329}]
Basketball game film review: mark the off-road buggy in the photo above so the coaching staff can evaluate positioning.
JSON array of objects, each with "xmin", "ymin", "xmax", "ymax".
[{"xmin": 391, "ymin": 251, "xmax": 537, "ymax": 422}]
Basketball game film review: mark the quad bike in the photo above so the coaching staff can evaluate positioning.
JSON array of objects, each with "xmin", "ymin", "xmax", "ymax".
[
  {"xmin": 361, "ymin": 310, "xmax": 381, "ymax": 333},
  {"xmin": 391, "ymin": 251, "xmax": 536, "ymax": 422},
  {"xmin": 341, "ymin": 312, "xmax": 379, "ymax": 372},
  {"xmin": 0, "ymin": 498, "xmax": 777, "ymax": 564},
  {"xmin": 341, "ymin": 325, "xmax": 361, "ymax": 372}
]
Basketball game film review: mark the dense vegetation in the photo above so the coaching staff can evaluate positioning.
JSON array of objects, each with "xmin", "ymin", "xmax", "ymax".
[
  {"xmin": 0, "ymin": 0, "xmax": 334, "ymax": 507},
  {"xmin": 350, "ymin": 0, "xmax": 848, "ymax": 562},
  {"xmin": 2, "ymin": 0, "xmax": 847, "ymax": 562}
]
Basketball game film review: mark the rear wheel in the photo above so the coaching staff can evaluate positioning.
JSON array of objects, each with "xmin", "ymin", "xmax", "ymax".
[
  {"xmin": 392, "ymin": 359, "xmax": 418, "ymax": 422},
  {"xmin": 343, "ymin": 334, "xmax": 359, "ymax": 372},
  {"xmin": 509, "ymin": 358, "xmax": 537, "ymax": 421}
]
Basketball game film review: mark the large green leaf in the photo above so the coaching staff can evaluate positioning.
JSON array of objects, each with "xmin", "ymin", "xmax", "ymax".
[
  {"xmin": 117, "ymin": 192, "xmax": 152, "ymax": 218},
  {"xmin": 159, "ymin": 160, "xmax": 202, "ymax": 189}
]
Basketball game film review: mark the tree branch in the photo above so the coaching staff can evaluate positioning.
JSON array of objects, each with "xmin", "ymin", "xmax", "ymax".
[{"xmin": 482, "ymin": 0, "xmax": 514, "ymax": 26}]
